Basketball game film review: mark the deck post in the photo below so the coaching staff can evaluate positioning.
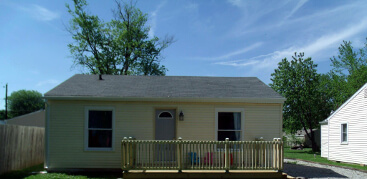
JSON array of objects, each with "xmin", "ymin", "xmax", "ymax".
[
  {"xmin": 129, "ymin": 137, "xmax": 136, "ymax": 169},
  {"xmin": 177, "ymin": 137, "xmax": 182, "ymax": 172},
  {"xmin": 122, "ymin": 137, "xmax": 128, "ymax": 170},
  {"xmin": 225, "ymin": 138, "xmax": 229, "ymax": 172}
]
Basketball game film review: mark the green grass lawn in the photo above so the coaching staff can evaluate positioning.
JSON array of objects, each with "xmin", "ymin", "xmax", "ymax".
[
  {"xmin": 284, "ymin": 147, "xmax": 367, "ymax": 171},
  {"xmin": 0, "ymin": 164, "xmax": 122, "ymax": 179}
]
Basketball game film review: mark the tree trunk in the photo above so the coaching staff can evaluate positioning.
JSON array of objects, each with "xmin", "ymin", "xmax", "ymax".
[{"xmin": 310, "ymin": 131, "xmax": 319, "ymax": 152}]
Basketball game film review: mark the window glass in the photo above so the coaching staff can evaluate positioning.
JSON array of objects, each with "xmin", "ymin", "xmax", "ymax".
[
  {"xmin": 218, "ymin": 131, "xmax": 241, "ymax": 141},
  {"xmin": 88, "ymin": 111, "xmax": 112, "ymax": 128},
  {"xmin": 217, "ymin": 112, "xmax": 241, "ymax": 141},
  {"xmin": 218, "ymin": 112, "xmax": 241, "ymax": 130},
  {"xmin": 87, "ymin": 109, "xmax": 113, "ymax": 149},
  {"xmin": 88, "ymin": 130, "xmax": 112, "ymax": 148},
  {"xmin": 341, "ymin": 124, "xmax": 347, "ymax": 142},
  {"xmin": 159, "ymin": 112, "xmax": 173, "ymax": 118}
]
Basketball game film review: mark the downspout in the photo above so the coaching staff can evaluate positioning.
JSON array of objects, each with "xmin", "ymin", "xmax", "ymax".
[{"xmin": 45, "ymin": 100, "xmax": 50, "ymax": 170}]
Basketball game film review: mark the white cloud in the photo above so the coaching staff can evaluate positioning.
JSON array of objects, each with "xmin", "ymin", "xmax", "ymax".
[
  {"xmin": 283, "ymin": 0, "xmax": 308, "ymax": 21},
  {"xmin": 215, "ymin": 18, "xmax": 367, "ymax": 69},
  {"xmin": 193, "ymin": 42, "xmax": 263, "ymax": 61},
  {"xmin": 227, "ymin": 0, "xmax": 243, "ymax": 8},
  {"xmin": 215, "ymin": 60, "xmax": 260, "ymax": 67},
  {"xmin": 148, "ymin": 1, "xmax": 166, "ymax": 39},
  {"xmin": 19, "ymin": 4, "xmax": 59, "ymax": 21},
  {"xmin": 36, "ymin": 79, "xmax": 59, "ymax": 87}
]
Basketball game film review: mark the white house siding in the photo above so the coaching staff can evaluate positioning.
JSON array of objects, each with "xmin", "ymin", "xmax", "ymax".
[
  {"xmin": 46, "ymin": 100, "xmax": 282, "ymax": 169},
  {"xmin": 321, "ymin": 124, "xmax": 328, "ymax": 158},
  {"xmin": 327, "ymin": 86, "xmax": 367, "ymax": 165}
]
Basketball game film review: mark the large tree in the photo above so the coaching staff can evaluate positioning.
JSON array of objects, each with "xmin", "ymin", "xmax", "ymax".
[
  {"xmin": 270, "ymin": 53, "xmax": 331, "ymax": 151},
  {"xmin": 8, "ymin": 90, "xmax": 44, "ymax": 118},
  {"xmin": 325, "ymin": 40, "xmax": 367, "ymax": 110},
  {"xmin": 66, "ymin": 0, "xmax": 173, "ymax": 75}
]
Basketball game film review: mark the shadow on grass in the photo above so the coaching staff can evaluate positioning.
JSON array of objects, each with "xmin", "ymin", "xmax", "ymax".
[
  {"xmin": 285, "ymin": 149, "xmax": 321, "ymax": 156},
  {"xmin": 284, "ymin": 163, "xmax": 347, "ymax": 178},
  {"xmin": 0, "ymin": 164, "xmax": 44, "ymax": 179},
  {"xmin": 0, "ymin": 164, "xmax": 122, "ymax": 179}
]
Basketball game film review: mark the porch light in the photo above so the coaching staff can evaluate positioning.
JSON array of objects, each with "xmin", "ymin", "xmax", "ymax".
[{"xmin": 179, "ymin": 110, "xmax": 184, "ymax": 121}]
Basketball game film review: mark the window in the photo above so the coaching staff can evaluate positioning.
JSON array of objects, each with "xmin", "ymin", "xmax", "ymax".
[
  {"xmin": 341, "ymin": 123, "xmax": 348, "ymax": 143},
  {"xmin": 85, "ymin": 107, "xmax": 114, "ymax": 151},
  {"xmin": 216, "ymin": 109, "xmax": 244, "ymax": 141},
  {"xmin": 158, "ymin": 111, "xmax": 173, "ymax": 118}
]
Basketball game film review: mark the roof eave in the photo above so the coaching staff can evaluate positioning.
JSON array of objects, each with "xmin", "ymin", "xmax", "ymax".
[
  {"xmin": 319, "ymin": 120, "xmax": 328, "ymax": 125},
  {"xmin": 44, "ymin": 96, "xmax": 286, "ymax": 104}
]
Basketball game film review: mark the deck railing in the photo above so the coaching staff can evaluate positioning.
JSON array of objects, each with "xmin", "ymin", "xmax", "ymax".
[{"xmin": 121, "ymin": 138, "xmax": 283, "ymax": 171}]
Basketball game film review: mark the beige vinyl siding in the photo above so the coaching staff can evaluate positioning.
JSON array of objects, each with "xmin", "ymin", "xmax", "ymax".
[
  {"xmin": 328, "ymin": 86, "xmax": 367, "ymax": 165},
  {"xmin": 321, "ymin": 124, "xmax": 328, "ymax": 158},
  {"xmin": 47, "ymin": 100, "xmax": 282, "ymax": 169}
]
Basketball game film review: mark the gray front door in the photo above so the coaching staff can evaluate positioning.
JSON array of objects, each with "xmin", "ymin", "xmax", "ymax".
[
  {"xmin": 155, "ymin": 109, "xmax": 176, "ymax": 140},
  {"xmin": 155, "ymin": 110, "xmax": 176, "ymax": 163}
]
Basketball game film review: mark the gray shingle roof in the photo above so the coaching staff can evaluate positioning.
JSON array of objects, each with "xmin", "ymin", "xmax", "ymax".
[{"xmin": 45, "ymin": 74, "xmax": 284, "ymax": 100}]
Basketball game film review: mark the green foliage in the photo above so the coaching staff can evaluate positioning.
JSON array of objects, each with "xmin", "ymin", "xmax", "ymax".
[
  {"xmin": 8, "ymin": 90, "xmax": 44, "ymax": 118},
  {"xmin": 325, "ymin": 40, "xmax": 367, "ymax": 110},
  {"xmin": 66, "ymin": 0, "xmax": 173, "ymax": 76},
  {"xmin": 0, "ymin": 109, "xmax": 5, "ymax": 120},
  {"xmin": 270, "ymin": 53, "xmax": 332, "ymax": 151},
  {"xmin": 288, "ymin": 134, "xmax": 305, "ymax": 146}
]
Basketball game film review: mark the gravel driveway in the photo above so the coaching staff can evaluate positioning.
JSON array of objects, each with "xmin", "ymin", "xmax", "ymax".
[{"xmin": 283, "ymin": 159, "xmax": 367, "ymax": 179}]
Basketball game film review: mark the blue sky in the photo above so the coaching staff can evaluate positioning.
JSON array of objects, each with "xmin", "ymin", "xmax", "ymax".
[{"xmin": 1, "ymin": 0, "xmax": 367, "ymax": 109}]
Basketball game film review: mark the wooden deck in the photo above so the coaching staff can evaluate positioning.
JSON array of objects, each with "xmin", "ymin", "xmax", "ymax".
[
  {"xmin": 124, "ymin": 170, "xmax": 286, "ymax": 179},
  {"xmin": 121, "ymin": 138, "xmax": 285, "ymax": 178}
]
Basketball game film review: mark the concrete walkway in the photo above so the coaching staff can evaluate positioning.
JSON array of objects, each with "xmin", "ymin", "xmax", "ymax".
[{"xmin": 283, "ymin": 159, "xmax": 367, "ymax": 179}]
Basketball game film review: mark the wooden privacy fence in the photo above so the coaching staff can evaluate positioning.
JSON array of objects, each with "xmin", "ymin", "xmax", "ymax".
[
  {"xmin": 0, "ymin": 125, "xmax": 45, "ymax": 174},
  {"xmin": 121, "ymin": 138, "xmax": 283, "ymax": 171}
]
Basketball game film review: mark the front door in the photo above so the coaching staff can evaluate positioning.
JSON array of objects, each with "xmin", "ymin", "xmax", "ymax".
[
  {"xmin": 155, "ymin": 109, "xmax": 176, "ymax": 163},
  {"xmin": 155, "ymin": 109, "xmax": 176, "ymax": 140}
]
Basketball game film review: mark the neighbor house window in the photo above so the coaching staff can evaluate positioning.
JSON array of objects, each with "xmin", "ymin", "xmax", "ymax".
[
  {"xmin": 341, "ymin": 123, "xmax": 348, "ymax": 143},
  {"xmin": 85, "ymin": 107, "xmax": 114, "ymax": 151},
  {"xmin": 216, "ymin": 109, "xmax": 244, "ymax": 141}
]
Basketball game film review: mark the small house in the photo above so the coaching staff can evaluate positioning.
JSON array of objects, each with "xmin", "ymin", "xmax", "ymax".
[
  {"xmin": 320, "ymin": 83, "xmax": 367, "ymax": 165},
  {"xmin": 5, "ymin": 110, "xmax": 45, "ymax": 127},
  {"xmin": 44, "ymin": 74, "xmax": 285, "ymax": 175}
]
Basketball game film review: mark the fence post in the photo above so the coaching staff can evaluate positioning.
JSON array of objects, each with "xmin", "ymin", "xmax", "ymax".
[
  {"xmin": 279, "ymin": 138, "xmax": 284, "ymax": 170},
  {"xmin": 272, "ymin": 138, "xmax": 276, "ymax": 170},
  {"xmin": 225, "ymin": 138, "xmax": 229, "ymax": 172},
  {"xmin": 177, "ymin": 137, "xmax": 182, "ymax": 171}
]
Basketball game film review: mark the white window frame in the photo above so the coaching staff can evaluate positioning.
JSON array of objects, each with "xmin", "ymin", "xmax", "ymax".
[
  {"xmin": 215, "ymin": 108, "xmax": 245, "ymax": 141},
  {"xmin": 340, "ymin": 123, "xmax": 348, "ymax": 144},
  {"xmin": 84, "ymin": 106, "xmax": 115, "ymax": 151}
]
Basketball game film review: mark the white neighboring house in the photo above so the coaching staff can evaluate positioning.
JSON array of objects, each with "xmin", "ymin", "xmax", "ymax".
[{"xmin": 320, "ymin": 83, "xmax": 367, "ymax": 165}]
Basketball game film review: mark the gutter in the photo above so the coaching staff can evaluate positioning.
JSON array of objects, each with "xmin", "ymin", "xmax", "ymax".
[{"xmin": 43, "ymin": 96, "xmax": 286, "ymax": 104}]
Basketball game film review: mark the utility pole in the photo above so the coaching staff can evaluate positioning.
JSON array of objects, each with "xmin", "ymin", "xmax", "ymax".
[{"xmin": 5, "ymin": 83, "xmax": 8, "ymax": 120}]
